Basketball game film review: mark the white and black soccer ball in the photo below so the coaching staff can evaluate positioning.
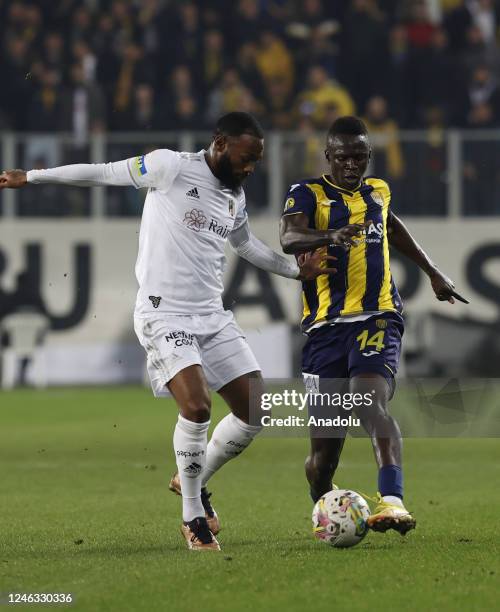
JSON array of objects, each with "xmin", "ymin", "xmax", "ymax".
[{"xmin": 312, "ymin": 489, "xmax": 370, "ymax": 548}]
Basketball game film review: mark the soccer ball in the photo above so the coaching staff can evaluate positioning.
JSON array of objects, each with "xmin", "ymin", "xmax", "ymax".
[{"xmin": 312, "ymin": 489, "xmax": 370, "ymax": 548}]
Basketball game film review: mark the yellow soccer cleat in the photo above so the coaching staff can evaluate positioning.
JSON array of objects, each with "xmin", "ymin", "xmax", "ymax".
[
  {"xmin": 180, "ymin": 517, "xmax": 221, "ymax": 551},
  {"xmin": 169, "ymin": 472, "xmax": 221, "ymax": 535},
  {"xmin": 366, "ymin": 494, "xmax": 416, "ymax": 535}
]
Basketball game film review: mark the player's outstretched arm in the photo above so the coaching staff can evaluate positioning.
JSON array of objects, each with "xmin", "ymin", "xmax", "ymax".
[
  {"xmin": 0, "ymin": 160, "xmax": 136, "ymax": 189},
  {"xmin": 280, "ymin": 212, "xmax": 367, "ymax": 254},
  {"xmin": 229, "ymin": 220, "xmax": 337, "ymax": 281},
  {"xmin": 0, "ymin": 150, "xmax": 179, "ymax": 191},
  {"xmin": 387, "ymin": 211, "xmax": 457, "ymax": 304}
]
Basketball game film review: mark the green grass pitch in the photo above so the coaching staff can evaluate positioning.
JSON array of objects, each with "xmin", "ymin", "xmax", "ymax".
[{"xmin": 1, "ymin": 387, "xmax": 499, "ymax": 611}]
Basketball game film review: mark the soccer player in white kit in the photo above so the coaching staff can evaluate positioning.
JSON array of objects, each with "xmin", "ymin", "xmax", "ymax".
[{"xmin": 1, "ymin": 113, "xmax": 339, "ymax": 550}]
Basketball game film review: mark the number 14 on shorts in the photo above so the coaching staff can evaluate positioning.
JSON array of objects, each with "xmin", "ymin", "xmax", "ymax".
[{"xmin": 356, "ymin": 329, "xmax": 386, "ymax": 352}]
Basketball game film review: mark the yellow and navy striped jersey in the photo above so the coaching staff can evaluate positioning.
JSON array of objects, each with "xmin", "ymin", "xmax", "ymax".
[{"xmin": 282, "ymin": 174, "xmax": 402, "ymax": 331}]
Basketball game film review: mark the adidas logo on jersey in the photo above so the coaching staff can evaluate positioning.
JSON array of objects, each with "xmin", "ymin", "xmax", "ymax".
[
  {"xmin": 184, "ymin": 462, "xmax": 202, "ymax": 475},
  {"xmin": 149, "ymin": 296, "xmax": 161, "ymax": 308},
  {"xmin": 186, "ymin": 187, "xmax": 200, "ymax": 199}
]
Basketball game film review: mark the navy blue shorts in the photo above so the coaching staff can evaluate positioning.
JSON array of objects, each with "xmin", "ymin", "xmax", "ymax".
[{"xmin": 302, "ymin": 313, "xmax": 404, "ymax": 382}]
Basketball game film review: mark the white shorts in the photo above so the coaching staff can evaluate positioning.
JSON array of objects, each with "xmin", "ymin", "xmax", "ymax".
[{"xmin": 134, "ymin": 310, "xmax": 261, "ymax": 397}]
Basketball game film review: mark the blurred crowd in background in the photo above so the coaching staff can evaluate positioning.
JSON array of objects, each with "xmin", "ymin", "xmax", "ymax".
[
  {"xmin": 1, "ymin": 0, "xmax": 500, "ymax": 135},
  {"xmin": 0, "ymin": 1, "xmax": 498, "ymax": 380},
  {"xmin": 1, "ymin": 0, "xmax": 499, "ymax": 217}
]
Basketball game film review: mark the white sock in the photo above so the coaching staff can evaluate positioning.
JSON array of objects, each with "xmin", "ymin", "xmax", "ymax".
[
  {"xmin": 382, "ymin": 495, "xmax": 404, "ymax": 507},
  {"xmin": 173, "ymin": 414, "xmax": 210, "ymax": 522},
  {"xmin": 201, "ymin": 413, "xmax": 261, "ymax": 487}
]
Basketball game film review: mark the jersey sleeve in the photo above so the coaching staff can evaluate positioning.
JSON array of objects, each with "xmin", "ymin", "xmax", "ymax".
[
  {"xmin": 384, "ymin": 181, "xmax": 392, "ymax": 211},
  {"xmin": 282, "ymin": 183, "xmax": 316, "ymax": 221},
  {"xmin": 232, "ymin": 191, "xmax": 249, "ymax": 231},
  {"xmin": 367, "ymin": 177, "xmax": 392, "ymax": 211},
  {"xmin": 377, "ymin": 178, "xmax": 392, "ymax": 211},
  {"xmin": 127, "ymin": 149, "xmax": 181, "ymax": 190}
]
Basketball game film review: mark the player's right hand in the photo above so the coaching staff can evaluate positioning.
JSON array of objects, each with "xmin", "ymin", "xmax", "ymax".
[
  {"xmin": 0, "ymin": 169, "xmax": 28, "ymax": 189},
  {"xmin": 329, "ymin": 222, "xmax": 369, "ymax": 249},
  {"xmin": 297, "ymin": 249, "xmax": 337, "ymax": 281}
]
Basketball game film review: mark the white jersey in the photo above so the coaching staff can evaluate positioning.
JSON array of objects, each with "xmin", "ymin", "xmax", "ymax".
[
  {"xmin": 27, "ymin": 147, "xmax": 299, "ymax": 318},
  {"xmin": 128, "ymin": 149, "xmax": 247, "ymax": 317}
]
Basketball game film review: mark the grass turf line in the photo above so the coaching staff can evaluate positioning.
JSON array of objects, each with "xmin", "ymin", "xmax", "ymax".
[{"xmin": 1, "ymin": 387, "xmax": 499, "ymax": 612}]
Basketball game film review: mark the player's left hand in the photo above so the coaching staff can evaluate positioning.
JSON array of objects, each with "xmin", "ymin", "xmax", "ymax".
[
  {"xmin": 0, "ymin": 169, "xmax": 27, "ymax": 189},
  {"xmin": 429, "ymin": 269, "xmax": 456, "ymax": 304},
  {"xmin": 296, "ymin": 249, "xmax": 337, "ymax": 281}
]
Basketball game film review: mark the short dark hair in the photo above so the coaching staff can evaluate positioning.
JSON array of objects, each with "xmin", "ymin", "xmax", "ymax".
[
  {"xmin": 214, "ymin": 112, "xmax": 264, "ymax": 140},
  {"xmin": 327, "ymin": 116, "xmax": 368, "ymax": 143}
]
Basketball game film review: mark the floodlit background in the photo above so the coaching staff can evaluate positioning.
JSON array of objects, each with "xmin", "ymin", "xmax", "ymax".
[
  {"xmin": 1, "ymin": 0, "xmax": 500, "ymax": 389},
  {"xmin": 2, "ymin": 5, "xmax": 500, "ymax": 611}
]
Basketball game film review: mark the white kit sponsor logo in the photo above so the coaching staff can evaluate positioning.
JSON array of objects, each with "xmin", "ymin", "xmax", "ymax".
[
  {"xmin": 184, "ymin": 462, "xmax": 202, "ymax": 474},
  {"xmin": 176, "ymin": 450, "xmax": 205, "ymax": 458},
  {"xmin": 226, "ymin": 440, "xmax": 246, "ymax": 449},
  {"xmin": 165, "ymin": 331, "xmax": 194, "ymax": 347},
  {"xmin": 183, "ymin": 209, "xmax": 231, "ymax": 238},
  {"xmin": 183, "ymin": 209, "xmax": 206, "ymax": 231},
  {"xmin": 208, "ymin": 218, "xmax": 231, "ymax": 239},
  {"xmin": 186, "ymin": 186, "xmax": 200, "ymax": 200}
]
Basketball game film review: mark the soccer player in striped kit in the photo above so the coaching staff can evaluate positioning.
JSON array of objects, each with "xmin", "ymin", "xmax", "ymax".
[{"xmin": 280, "ymin": 116, "xmax": 458, "ymax": 534}]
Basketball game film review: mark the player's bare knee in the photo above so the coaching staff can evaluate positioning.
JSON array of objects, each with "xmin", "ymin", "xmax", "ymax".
[
  {"xmin": 356, "ymin": 400, "xmax": 383, "ymax": 423},
  {"xmin": 181, "ymin": 396, "xmax": 211, "ymax": 423},
  {"xmin": 361, "ymin": 406, "xmax": 401, "ymax": 439},
  {"xmin": 366, "ymin": 400, "xmax": 389, "ymax": 421},
  {"xmin": 350, "ymin": 373, "xmax": 390, "ymax": 402}
]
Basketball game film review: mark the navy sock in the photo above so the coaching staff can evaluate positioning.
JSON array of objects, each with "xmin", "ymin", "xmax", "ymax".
[{"xmin": 378, "ymin": 464, "xmax": 403, "ymax": 499}]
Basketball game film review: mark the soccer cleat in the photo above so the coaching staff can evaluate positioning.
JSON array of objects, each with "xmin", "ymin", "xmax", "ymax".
[
  {"xmin": 168, "ymin": 471, "xmax": 182, "ymax": 495},
  {"xmin": 200, "ymin": 488, "xmax": 221, "ymax": 535},
  {"xmin": 180, "ymin": 517, "xmax": 220, "ymax": 551},
  {"xmin": 366, "ymin": 494, "xmax": 416, "ymax": 535},
  {"xmin": 169, "ymin": 472, "xmax": 221, "ymax": 535}
]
